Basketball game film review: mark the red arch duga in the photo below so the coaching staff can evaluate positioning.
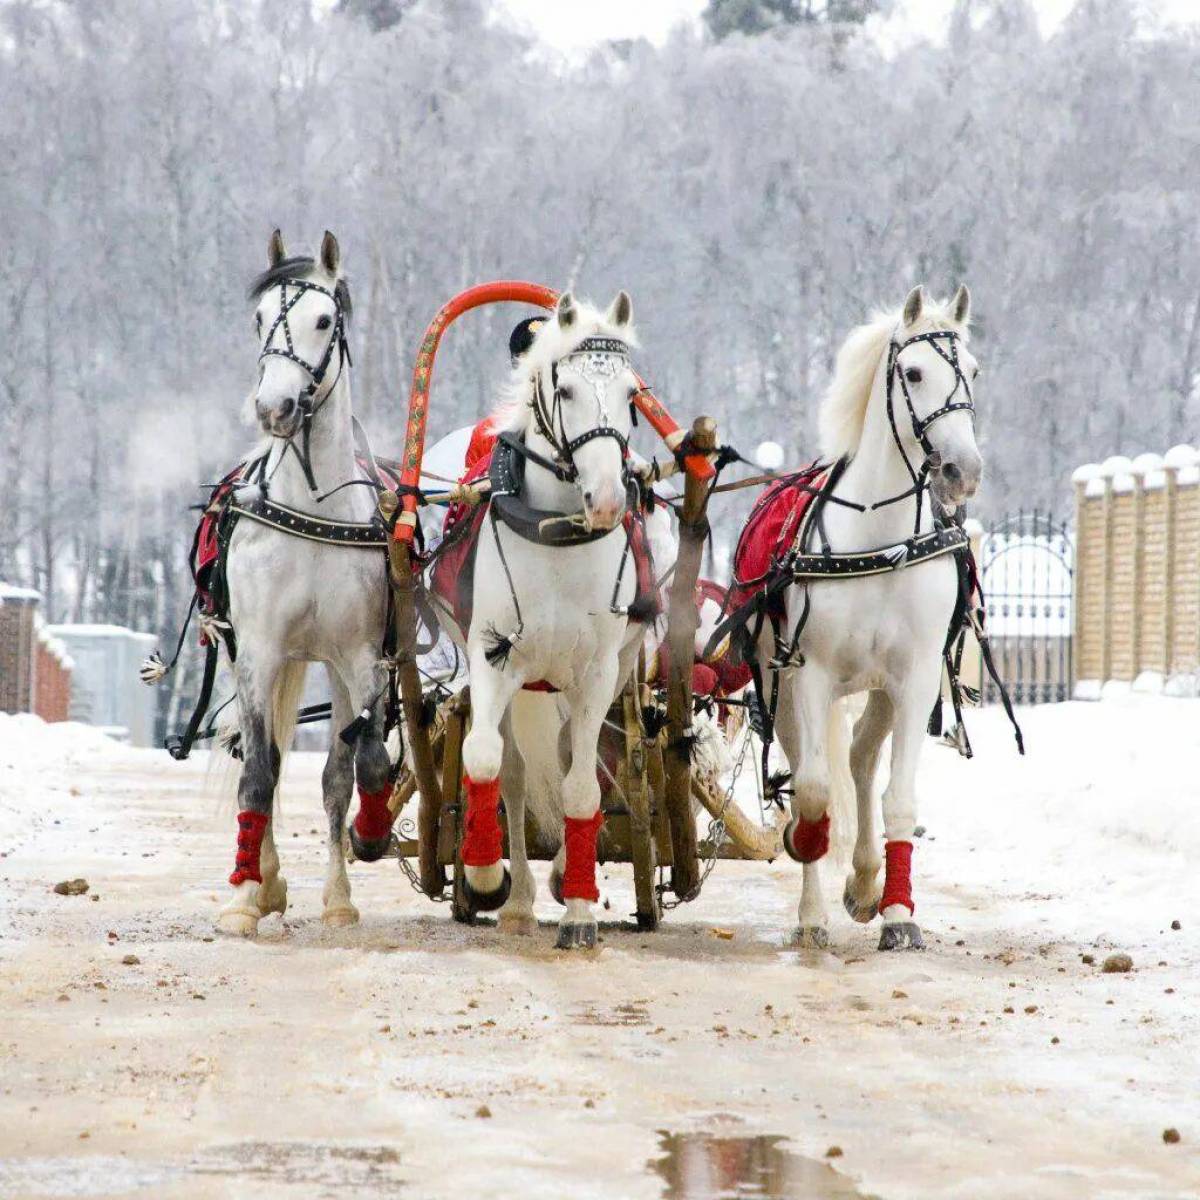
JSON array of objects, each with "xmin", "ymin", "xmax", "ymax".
[{"xmin": 393, "ymin": 280, "xmax": 715, "ymax": 543}]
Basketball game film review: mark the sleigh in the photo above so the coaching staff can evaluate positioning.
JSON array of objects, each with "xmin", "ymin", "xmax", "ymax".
[{"xmin": 372, "ymin": 282, "xmax": 786, "ymax": 929}]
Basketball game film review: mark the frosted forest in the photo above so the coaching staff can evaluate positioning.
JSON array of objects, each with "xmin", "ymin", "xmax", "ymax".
[{"xmin": 1, "ymin": 0, "xmax": 1197, "ymax": 725}]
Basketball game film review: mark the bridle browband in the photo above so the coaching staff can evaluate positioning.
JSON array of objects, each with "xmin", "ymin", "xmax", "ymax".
[{"xmin": 257, "ymin": 276, "xmax": 353, "ymax": 494}]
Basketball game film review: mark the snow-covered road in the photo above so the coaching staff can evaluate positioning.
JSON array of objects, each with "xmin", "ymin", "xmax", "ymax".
[{"xmin": 0, "ymin": 699, "xmax": 1197, "ymax": 1199}]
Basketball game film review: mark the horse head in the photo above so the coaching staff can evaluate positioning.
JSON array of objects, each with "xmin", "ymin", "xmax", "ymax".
[
  {"xmin": 517, "ymin": 290, "xmax": 638, "ymax": 532},
  {"xmin": 891, "ymin": 283, "xmax": 982, "ymax": 510},
  {"xmin": 248, "ymin": 230, "xmax": 351, "ymax": 439}
]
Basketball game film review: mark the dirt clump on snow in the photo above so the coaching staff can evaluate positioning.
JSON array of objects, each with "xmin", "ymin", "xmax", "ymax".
[
  {"xmin": 52, "ymin": 878, "xmax": 89, "ymax": 895},
  {"xmin": 1102, "ymin": 952, "xmax": 1134, "ymax": 973}
]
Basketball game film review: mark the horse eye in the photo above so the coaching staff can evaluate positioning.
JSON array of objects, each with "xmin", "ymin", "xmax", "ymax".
[
  {"xmin": 316, "ymin": 315, "xmax": 332, "ymax": 331},
  {"xmin": 255, "ymin": 313, "xmax": 262, "ymax": 332},
  {"xmin": 972, "ymin": 365, "xmax": 981, "ymax": 380},
  {"xmin": 904, "ymin": 366, "xmax": 922, "ymax": 384},
  {"xmin": 558, "ymin": 384, "xmax": 574, "ymax": 401}
]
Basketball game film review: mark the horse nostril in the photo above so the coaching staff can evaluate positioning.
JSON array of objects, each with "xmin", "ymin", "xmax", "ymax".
[
  {"xmin": 583, "ymin": 491, "xmax": 593, "ymax": 508},
  {"xmin": 942, "ymin": 462, "xmax": 962, "ymax": 485},
  {"xmin": 278, "ymin": 398, "xmax": 295, "ymax": 420}
]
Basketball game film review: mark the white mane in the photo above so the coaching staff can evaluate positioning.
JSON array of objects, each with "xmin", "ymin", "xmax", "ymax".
[
  {"xmin": 491, "ymin": 298, "xmax": 639, "ymax": 433},
  {"xmin": 819, "ymin": 296, "xmax": 969, "ymax": 461}
]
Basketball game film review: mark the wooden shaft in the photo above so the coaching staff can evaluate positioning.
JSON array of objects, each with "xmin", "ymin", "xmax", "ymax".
[
  {"xmin": 380, "ymin": 492, "xmax": 445, "ymax": 896},
  {"xmin": 661, "ymin": 415, "xmax": 718, "ymax": 899}
]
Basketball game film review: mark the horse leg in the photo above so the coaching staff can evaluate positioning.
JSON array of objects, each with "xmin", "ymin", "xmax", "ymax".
[
  {"xmin": 776, "ymin": 667, "xmax": 834, "ymax": 948},
  {"xmin": 320, "ymin": 669, "xmax": 360, "ymax": 927},
  {"xmin": 843, "ymin": 689, "xmax": 892, "ymax": 924},
  {"xmin": 342, "ymin": 650, "xmax": 393, "ymax": 870},
  {"xmin": 217, "ymin": 651, "xmax": 282, "ymax": 938},
  {"xmin": 460, "ymin": 656, "xmax": 521, "ymax": 912},
  {"xmin": 877, "ymin": 664, "xmax": 940, "ymax": 951},
  {"xmin": 555, "ymin": 663, "xmax": 618, "ymax": 951},
  {"xmin": 497, "ymin": 711, "xmax": 537, "ymax": 936}
]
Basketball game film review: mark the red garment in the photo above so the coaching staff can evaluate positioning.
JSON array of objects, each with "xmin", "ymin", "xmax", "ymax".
[
  {"xmin": 462, "ymin": 774, "xmax": 503, "ymax": 868},
  {"xmin": 786, "ymin": 812, "xmax": 830, "ymax": 863},
  {"xmin": 229, "ymin": 810, "xmax": 268, "ymax": 886},
  {"xmin": 465, "ymin": 416, "xmax": 500, "ymax": 469},
  {"xmin": 353, "ymin": 784, "xmax": 393, "ymax": 843}
]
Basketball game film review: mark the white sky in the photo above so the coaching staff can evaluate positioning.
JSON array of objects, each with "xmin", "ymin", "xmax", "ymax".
[{"xmin": 495, "ymin": 0, "xmax": 1198, "ymax": 54}]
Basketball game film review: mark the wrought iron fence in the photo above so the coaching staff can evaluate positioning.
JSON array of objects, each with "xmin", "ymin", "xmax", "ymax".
[{"xmin": 979, "ymin": 510, "xmax": 1074, "ymax": 705}]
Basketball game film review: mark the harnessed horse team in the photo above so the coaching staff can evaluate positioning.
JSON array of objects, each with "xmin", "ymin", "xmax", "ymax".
[{"xmin": 149, "ymin": 229, "xmax": 1020, "ymax": 954}]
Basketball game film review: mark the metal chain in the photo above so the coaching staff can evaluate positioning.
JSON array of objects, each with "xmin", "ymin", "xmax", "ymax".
[
  {"xmin": 657, "ymin": 718, "xmax": 753, "ymax": 910},
  {"xmin": 392, "ymin": 818, "xmax": 449, "ymax": 902}
]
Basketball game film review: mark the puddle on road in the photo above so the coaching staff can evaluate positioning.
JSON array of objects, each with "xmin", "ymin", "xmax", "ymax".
[
  {"xmin": 651, "ymin": 1132, "xmax": 877, "ymax": 1199},
  {"xmin": 191, "ymin": 1140, "xmax": 405, "ymax": 1191}
]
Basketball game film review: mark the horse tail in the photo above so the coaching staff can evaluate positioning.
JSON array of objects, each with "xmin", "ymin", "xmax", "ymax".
[
  {"xmin": 269, "ymin": 661, "xmax": 309, "ymax": 811},
  {"xmin": 825, "ymin": 695, "xmax": 858, "ymax": 867}
]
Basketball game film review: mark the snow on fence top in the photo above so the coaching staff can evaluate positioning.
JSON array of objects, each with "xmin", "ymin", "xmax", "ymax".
[
  {"xmin": 1072, "ymin": 445, "xmax": 1200, "ymax": 497},
  {"xmin": 1072, "ymin": 441, "xmax": 1200, "ymax": 698}
]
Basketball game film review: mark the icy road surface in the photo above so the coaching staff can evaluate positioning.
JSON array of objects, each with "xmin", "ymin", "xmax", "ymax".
[{"xmin": 0, "ymin": 699, "xmax": 1197, "ymax": 1199}]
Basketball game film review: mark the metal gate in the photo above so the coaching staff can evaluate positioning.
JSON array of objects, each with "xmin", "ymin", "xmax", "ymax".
[{"xmin": 979, "ymin": 510, "xmax": 1074, "ymax": 704}]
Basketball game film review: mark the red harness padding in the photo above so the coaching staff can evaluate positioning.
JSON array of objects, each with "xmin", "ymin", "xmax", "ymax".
[
  {"xmin": 879, "ymin": 840, "xmax": 915, "ymax": 915},
  {"xmin": 229, "ymin": 810, "xmax": 269, "ymax": 886},
  {"xmin": 787, "ymin": 812, "xmax": 830, "ymax": 863},
  {"xmin": 728, "ymin": 463, "xmax": 828, "ymax": 618},
  {"xmin": 562, "ymin": 810, "xmax": 605, "ymax": 902},
  {"xmin": 353, "ymin": 784, "xmax": 393, "ymax": 843},
  {"xmin": 462, "ymin": 774, "xmax": 503, "ymax": 868}
]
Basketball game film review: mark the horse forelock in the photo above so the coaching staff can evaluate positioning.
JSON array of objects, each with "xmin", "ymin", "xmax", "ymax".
[
  {"xmin": 246, "ymin": 256, "xmax": 353, "ymax": 318},
  {"xmin": 491, "ymin": 298, "xmax": 638, "ymax": 434},
  {"xmin": 819, "ymin": 296, "xmax": 968, "ymax": 461}
]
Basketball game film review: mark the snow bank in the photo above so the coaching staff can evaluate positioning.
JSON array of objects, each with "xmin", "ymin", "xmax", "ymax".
[{"xmin": 0, "ymin": 714, "xmax": 126, "ymax": 846}]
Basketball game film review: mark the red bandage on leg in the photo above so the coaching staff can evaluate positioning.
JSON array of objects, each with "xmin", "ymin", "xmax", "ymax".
[
  {"xmin": 462, "ymin": 775, "xmax": 503, "ymax": 868},
  {"xmin": 879, "ymin": 840, "xmax": 915, "ymax": 916},
  {"xmin": 788, "ymin": 812, "xmax": 830, "ymax": 863},
  {"xmin": 353, "ymin": 784, "xmax": 393, "ymax": 843},
  {"xmin": 562, "ymin": 811, "xmax": 605, "ymax": 902},
  {"xmin": 229, "ymin": 810, "xmax": 269, "ymax": 886}
]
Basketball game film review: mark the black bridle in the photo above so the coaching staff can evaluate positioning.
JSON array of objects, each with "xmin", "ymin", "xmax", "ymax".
[
  {"xmin": 875, "ymin": 327, "xmax": 977, "ymax": 533},
  {"xmin": 257, "ymin": 276, "xmax": 353, "ymax": 494},
  {"xmin": 525, "ymin": 335, "xmax": 633, "ymax": 486}
]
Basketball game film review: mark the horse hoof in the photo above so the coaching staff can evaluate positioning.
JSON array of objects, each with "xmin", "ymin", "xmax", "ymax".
[
  {"xmin": 843, "ymin": 882, "xmax": 879, "ymax": 925},
  {"xmin": 257, "ymin": 877, "xmax": 288, "ymax": 917},
  {"xmin": 497, "ymin": 911, "xmax": 538, "ymax": 937},
  {"xmin": 322, "ymin": 903, "xmax": 360, "ymax": 928},
  {"xmin": 215, "ymin": 907, "xmax": 261, "ymax": 938},
  {"xmin": 348, "ymin": 825, "xmax": 391, "ymax": 864},
  {"xmin": 796, "ymin": 925, "xmax": 829, "ymax": 950},
  {"xmin": 555, "ymin": 921, "xmax": 598, "ymax": 951},
  {"xmin": 548, "ymin": 868, "xmax": 565, "ymax": 906},
  {"xmin": 878, "ymin": 921, "xmax": 925, "ymax": 951},
  {"xmin": 463, "ymin": 867, "xmax": 512, "ymax": 915}
]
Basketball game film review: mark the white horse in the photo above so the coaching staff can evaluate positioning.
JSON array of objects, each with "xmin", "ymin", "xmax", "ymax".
[
  {"xmin": 763, "ymin": 285, "xmax": 982, "ymax": 951},
  {"xmin": 216, "ymin": 230, "xmax": 393, "ymax": 937},
  {"xmin": 439, "ymin": 291, "xmax": 661, "ymax": 949}
]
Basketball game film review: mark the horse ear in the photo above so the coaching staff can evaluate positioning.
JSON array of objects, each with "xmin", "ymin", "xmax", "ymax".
[
  {"xmin": 320, "ymin": 231, "xmax": 340, "ymax": 275},
  {"xmin": 951, "ymin": 283, "xmax": 971, "ymax": 326},
  {"xmin": 556, "ymin": 291, "xmax": 577, "ymax": 329},
  {"xmin": 606, "ymin": 290, "xmax": 633, "ymax": 328},
  {"xmin": 902, "ymin": 285, "xmax": 926, "ymax": 327},
  {"xmin": 268, "ymin": 229, "xmax": 286, "ymax": 266}
]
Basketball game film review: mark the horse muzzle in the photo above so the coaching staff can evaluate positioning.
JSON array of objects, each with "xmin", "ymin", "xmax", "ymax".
[
  {"xmin": 929, "ymin": 453, "xmax": 982, "ymax": 508},
  {"xmin": 256, "ymin": 395, "xmax": 304, "ymax": 439},
  {"xmin": 582, "ymin": 484, "xmax": 625, "ymax": 532}
]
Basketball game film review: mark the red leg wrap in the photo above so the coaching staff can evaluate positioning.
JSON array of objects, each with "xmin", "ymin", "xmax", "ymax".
[
  {"xmin": 880, "ymin": 840, "xmax": 915, "ymax": 916},
  {"xmin": 229, "ymin": 810, "xmax": 269, "ymax": 886},
  {"xmin": 562, "ymin": 811, "xmax": 605, "ymax": 902},
  {"xmin": 462, "ymin": 775, "xmax": 503, "ymax": 868},
  {"xmin": 788, "ymin": 812, "xmax": 830, "ymax": 863},
  {"xmin": 353, "ymin": 783, "xmax": 393, "ymax": 842}
]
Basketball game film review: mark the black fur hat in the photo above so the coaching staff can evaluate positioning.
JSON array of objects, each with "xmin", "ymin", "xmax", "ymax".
[{"xmin": 509, "ymin": 315, "xmax": 546, "ymax": 363}]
